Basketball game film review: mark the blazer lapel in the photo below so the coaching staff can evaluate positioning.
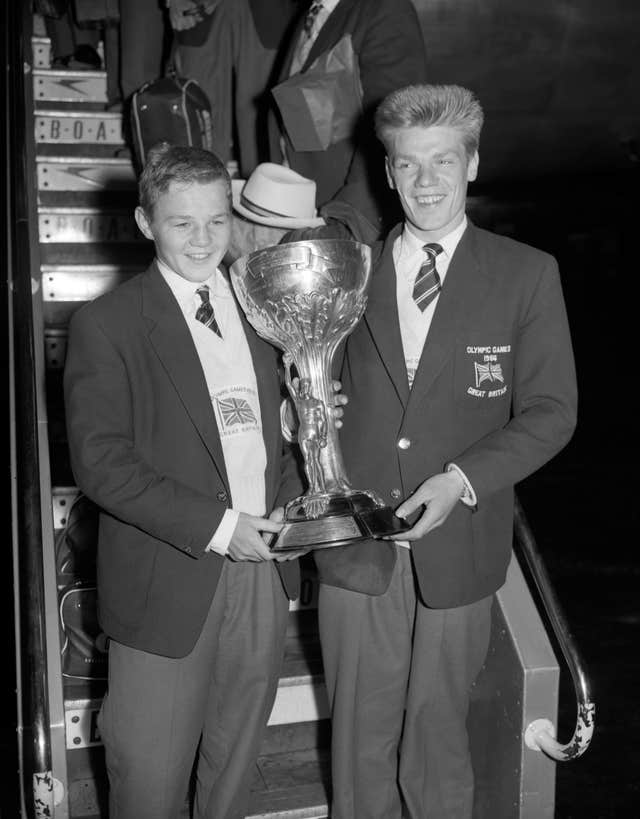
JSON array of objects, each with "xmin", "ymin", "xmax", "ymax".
[
  {"xmin": 409, "ymin": 223, "xmax": 491, "ymax": 403},
  {"xmin": 363, "ymin": 225, "xmax": 410, "ymax": 407},
  {"xmin": 141, "ymin": 265, "xmax": 229, "ymax": 490}
]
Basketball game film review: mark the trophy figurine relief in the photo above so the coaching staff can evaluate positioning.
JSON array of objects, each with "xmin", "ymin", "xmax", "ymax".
[{"xmin": 230, "ymin": 239, "xmax": 409, "ymax": 551}]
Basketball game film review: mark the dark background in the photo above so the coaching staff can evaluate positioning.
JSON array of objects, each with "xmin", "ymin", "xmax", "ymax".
[
  {"xmin": 410, "ymin": 1, "xmax": 638, "ymax": 811},
  {"xmin": 515, "ymin": 194, "xmax": 637, "ymax": 816}
]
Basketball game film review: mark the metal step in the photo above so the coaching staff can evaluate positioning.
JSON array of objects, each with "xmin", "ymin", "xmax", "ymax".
[
  {"xmin": 34, "ymin": 68, "xmax": 107, "ymax": 104},
  {"xmin": 44, "ymin": 327, "xmax": 68, "ymax": 370},
  {"xmin": 63, "ymin": 663, "xmax": 327, "ymax": 754},
  {"xmin": 37, "ymin": 156, "xmax": 135, "ymax": 193},
  {"xmin": 31, "ymin": 35, "xmax": 104, "ymax": 71},
  {"xmin": 39, "ymin": 208, "xmax": 140, "ymax": 243},
  {"xmin": 250, "ymin": 799, "xmax": 328, "ymax": 819},
  {"xmin": 52, "ymin": 486, "xmax": 80, "ymax": 528},
  {"xmin": 249, "ymin": 749, "xmax": 329, "ymax": 819},
  {"xmin": 62, "ymin": 641, "xmax": 327, "ymax": 754},
  {"xmin": 64, "ymin": 744, "xmax": 329, "ymax": 819},
  {"xmin": 35, "ymin": 110, "xmax": 124, "ymax": 146},
  {"xmin": 40, "ymin": 243, "xmax": 153, "ymax": 270},
  {"xmin": 36, "ymin": 143, "xmax": 130, "ymax": 161},
  {"xmin": 41, "ymin": 265, "xmax": 142, "ymax": 331},
  {"xmin": 37, "ymin": 189, "xmax": 138, "ymax": 214},
  {"xmin": 269, "ymin": 675, "xmax": 328, "ymax": 728},
  {"xmin": 32, "ymin": 35, "xmax": 51, "ymax": 69}
]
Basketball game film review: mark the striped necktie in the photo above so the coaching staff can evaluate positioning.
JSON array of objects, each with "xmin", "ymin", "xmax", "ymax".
[
  {"xmin": 303, "ymin": 1, "xmax": 324, "ymax": 37},
  {"xmin": 195, "ymin": 285, "xmax": 223, "ymax": 338},
  {"xmin": 413, "ymin": 243, "xmax": 443, "ymax": 312},
  {"xmin": 290, "ymin": 1, "xmax": 325, "ymax": 74}
]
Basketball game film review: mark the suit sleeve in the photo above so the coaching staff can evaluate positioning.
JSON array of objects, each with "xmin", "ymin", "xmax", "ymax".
[
  {"xmin": 333, "ymin": 0, "xmax": 428, "ymax": 223},
  {"xmin": 356, "ymin": 0, "xmax": 428, "ymax": 115},
  {"xmin": 454, "ymin": 257, "xmax": 578, "ymax": 499},
  {"xmin": 64, "ymin": 306, "xmax": 226, "ymax": 558}
]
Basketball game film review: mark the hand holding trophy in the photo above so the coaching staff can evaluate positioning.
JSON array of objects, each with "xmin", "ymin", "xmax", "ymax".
[{"xmin": 230, "ymin": 239, "xmax": 409, "ymax": 551}]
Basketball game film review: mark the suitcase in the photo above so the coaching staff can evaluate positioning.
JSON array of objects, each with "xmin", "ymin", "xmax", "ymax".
[
  {"xmin": 55, "ymin": 493, "xmax": 108, "ymax": 681},
  {"xmin": 55, "ymin": 492, "xmax": 99, "ymax": 582},
  {"xmin": 130, "ymin": 74, "xmax": 215, "ymax": 169},
  {"xmin": 59, "ymin": 584, "xmax": 108, "ymax": 680}
]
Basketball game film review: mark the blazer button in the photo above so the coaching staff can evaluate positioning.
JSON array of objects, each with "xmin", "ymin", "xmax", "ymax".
[
  {"xmin": 397, "ymin": 437, "xmax": 411, "ymax": 450},
  {"xmin": 390, "ymin": 488, "xmax": 402, "ymax": 500},
  {"xmin": 216, "ymin": 490, "xmax": 228, "ymax": 502}
]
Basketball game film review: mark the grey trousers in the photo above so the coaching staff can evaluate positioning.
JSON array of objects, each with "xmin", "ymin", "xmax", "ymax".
[
  {"xmin": 99, "ymin": 559, "xmax": 289, "ymax": 819},
  {"xmin": 318, "ymin": 548, "xmax": 492, "ymax": 819}
]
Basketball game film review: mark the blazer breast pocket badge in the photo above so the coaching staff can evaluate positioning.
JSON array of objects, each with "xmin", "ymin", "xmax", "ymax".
[{"xmin": 466, "ymin": 345, "xmax": 511, "ymax": 398}]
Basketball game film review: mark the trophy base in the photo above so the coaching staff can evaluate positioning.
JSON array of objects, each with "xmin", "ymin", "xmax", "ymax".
[{"xmin": 270, "ymin": 491, "xmax": 410, "ymax": 552}]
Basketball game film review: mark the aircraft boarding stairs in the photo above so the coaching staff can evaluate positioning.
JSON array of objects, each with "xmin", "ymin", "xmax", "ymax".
[{"xmin": 12, "ymin": 15, "xmax": 593, "ymax": 818}]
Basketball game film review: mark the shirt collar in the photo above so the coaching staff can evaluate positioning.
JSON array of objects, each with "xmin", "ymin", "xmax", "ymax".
[
  {"xmin": 156, "ymin": 258, "xmax": 229, "ymax": 313},
  {"xmin": 400, "ymin": 215, "xmax": 468, "ymax": 262}
]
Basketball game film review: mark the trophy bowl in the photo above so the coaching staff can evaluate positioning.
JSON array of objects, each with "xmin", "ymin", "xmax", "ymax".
[{"xmin": 230, "ymin": 239, "xmax": 409, "ymax": 551}]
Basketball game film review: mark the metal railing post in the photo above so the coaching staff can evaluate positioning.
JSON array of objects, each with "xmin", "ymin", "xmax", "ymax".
[{"xmin": 515, "ymin": 497, "xmax": 595, "ymax": 761}]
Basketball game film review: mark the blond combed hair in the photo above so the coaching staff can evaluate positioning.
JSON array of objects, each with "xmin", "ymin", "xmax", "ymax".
[{"xmin": 375, "ymin": 84, "xmax": 484, "ymax": 158}]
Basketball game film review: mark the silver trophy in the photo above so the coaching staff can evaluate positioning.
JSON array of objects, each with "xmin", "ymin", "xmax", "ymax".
[{"xmin": 230, "ymin": 239, "xmax": 409, "ymax": 551}]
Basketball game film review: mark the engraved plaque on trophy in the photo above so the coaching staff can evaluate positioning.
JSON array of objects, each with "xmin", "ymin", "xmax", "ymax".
[{"xmin": 230, "ymin": 239, "xmax": 409, "ymax": 551}]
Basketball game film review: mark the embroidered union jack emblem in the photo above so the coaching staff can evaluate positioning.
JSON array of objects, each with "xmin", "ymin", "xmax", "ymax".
[
  {"xmin": 217, "ymin": 397, "xmax": 257, "ymax": 427},
  {"xmin": 475, "ymin": 362, "xmax": 504, "ymax": 388}
]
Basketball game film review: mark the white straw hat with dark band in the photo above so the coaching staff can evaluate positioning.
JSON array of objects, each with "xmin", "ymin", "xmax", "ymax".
[{"xmin": 231, "ymin": 163, "xmax": 325, "ymax": 229}]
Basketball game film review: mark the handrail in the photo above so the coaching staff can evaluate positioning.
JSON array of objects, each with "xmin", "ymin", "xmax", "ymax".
[
  {"xmin": 514, "ymin": 496, "xmax": 595, "ymax": 761},
  {"xmin": 7, "ymin": 3, "xmax": 57, "ymax": 816},
  {"xmin": 3, "ymin": 3, "xmax": 22, "ymax": 817}
]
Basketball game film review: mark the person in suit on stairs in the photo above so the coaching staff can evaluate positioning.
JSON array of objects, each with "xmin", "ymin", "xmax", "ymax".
[
  {"xmin": 174, "ymin": 0, "xmax": 301, "ymax": 171},
  {"xmin": 312, "ymin": 84, "xmax": 578, "ymax": 818},
  {"xmin": 43, "ymin": 1, "xmax": 102, "ymax": 71},
  {"xmin": 64, "ymin": 143, "xmax": 306, "ymax": 819},
  {"xmin": 267, "ymin": 0, "xmax": 428, "ymax": 243}
]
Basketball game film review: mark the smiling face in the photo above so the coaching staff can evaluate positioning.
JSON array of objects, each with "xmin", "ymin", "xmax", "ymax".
[
  {"xmin": 385, "ymin": 125, "xmax": 479, "ymax": 242},
  {"xmin": 135, "ymin": 179, "xmax": 232, "ymax": 283}
]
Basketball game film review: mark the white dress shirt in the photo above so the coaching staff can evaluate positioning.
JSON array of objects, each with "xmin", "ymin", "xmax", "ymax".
[
  {"xmin": 394, "ymin": 216, "xmax": 467, "ymax": 388},
  {"xmin": 158, "ymin": 260, "xmax": 268, "ymax": 555}
]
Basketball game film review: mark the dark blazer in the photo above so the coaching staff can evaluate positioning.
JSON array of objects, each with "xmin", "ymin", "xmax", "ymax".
[
  {"xmin": 64, "ymin": 263, "xmax": 302, "ymax": 658},
  {"xmin": 314, "ymin": 222, "xmax": 578, "ymax": 607},
  {"xmin": 268, "ymin": 0, "xmax": 427, "ymax": 232}
]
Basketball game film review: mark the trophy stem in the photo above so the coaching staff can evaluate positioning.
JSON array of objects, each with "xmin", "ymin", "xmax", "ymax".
[{"xmin": 286, "ymin": 345, "xmax": 351, "ymax": 496}]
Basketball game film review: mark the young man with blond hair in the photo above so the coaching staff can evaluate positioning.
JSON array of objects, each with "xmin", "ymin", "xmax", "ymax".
[
  {"xmin": 65, "ymin": 144, "xmax": 304, "ymax": 819},
  {"xmin": 313, "ymin": 84, "xmax": 577, "ymax": 818}
]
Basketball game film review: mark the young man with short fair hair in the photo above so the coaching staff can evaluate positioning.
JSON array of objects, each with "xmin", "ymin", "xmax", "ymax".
[
  {"xmin": 313, "ymin": 84, "xmax": 577, "ymax": 818},
  {"xmin": 65, "ymin": 144, "xmax": 303, "ymax": 819}
]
